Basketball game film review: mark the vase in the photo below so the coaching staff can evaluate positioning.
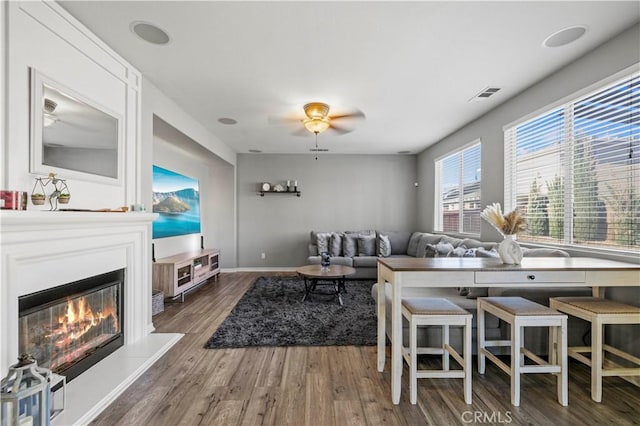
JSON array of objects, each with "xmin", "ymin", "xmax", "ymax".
[{"xmin": 498, "ymin": 234, "xmax": 523, "ymax": 265}]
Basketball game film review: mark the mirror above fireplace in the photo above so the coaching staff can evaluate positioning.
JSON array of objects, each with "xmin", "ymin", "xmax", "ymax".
[{"xmin": 29, "ymin": 69, "xmax": 123, "ymax": 184}]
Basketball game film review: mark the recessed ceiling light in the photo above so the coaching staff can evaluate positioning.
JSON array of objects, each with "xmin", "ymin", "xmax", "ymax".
[
  {"xmin": 130, "ymin": 21, "xmax": 170, "ymax": 45},
  {"xmin": 248, "ymin": 149, "xmax": 262, "ymax": 153},
  {"xmin": 543, "ymin": 25, "xmax": 587, "ymax": 48},
  {"xmin": 218, "ymin": 117, "xmax": 238, "ymax": 125}
]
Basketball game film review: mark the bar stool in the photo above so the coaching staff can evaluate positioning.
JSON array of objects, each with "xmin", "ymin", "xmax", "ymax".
[
  {"xmin": 477, "ymin": 297, "xmax": 568, "ymax": 407},
  {"xmin": 549, "ymin": 297, "xmax": 640, "ymax": 402},
  {"xmin": 401, "ymin": 297, "xmax": 472, "ymax": 404}
]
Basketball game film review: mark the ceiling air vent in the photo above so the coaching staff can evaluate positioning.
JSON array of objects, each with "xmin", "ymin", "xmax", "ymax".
[{"xmin": 469, "ymin": 87, "xmax": 501, "ymax": 102}]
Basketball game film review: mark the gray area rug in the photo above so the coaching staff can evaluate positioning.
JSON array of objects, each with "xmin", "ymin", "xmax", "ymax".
[{"xmin": 204, "ymin": 276, "xmax": 377, "ymax": 348}]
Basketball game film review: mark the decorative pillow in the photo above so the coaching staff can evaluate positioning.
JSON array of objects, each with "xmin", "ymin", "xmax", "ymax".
[
  {"xmin": 315, "ymin": 232, "xmax": 332, "ymax": 254},
  {"xmin": 378, "ymin": 234, "xmax": 392, "ymax": 257},
  {"xmin": 329, "ymin": 232, "xmax": 343, "ymax": 257},
  {"xmin": 357, "ymin": 234, "xmax": 376, "ymax": 256},
  {"xmin": 434, "ymin": 241, "xmax": 455, "ymax": 257},
  {"xmin": 450, "ymin": 246, "xmax": 467, "ymax": 257},
  {"xmin": 342, "ymin": 233, "xmax": 359, "ymax": 257},
  {"xmin": 476, "ymin": 247, "xmax": 500, "ymax": 258},
  {"xmin": 463, "ymin": 248, "xmax": 477, "ymax": 257}
]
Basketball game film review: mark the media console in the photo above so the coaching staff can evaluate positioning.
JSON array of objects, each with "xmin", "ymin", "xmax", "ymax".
[{"xmin": 152, "ymin": 248, "xmax": 220, "ymax": 299}]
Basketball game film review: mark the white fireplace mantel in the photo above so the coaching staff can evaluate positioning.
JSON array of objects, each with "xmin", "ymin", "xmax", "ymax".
[{"xmin": 1, "ymin": 210, "xmax": 182, "ymax": 424}]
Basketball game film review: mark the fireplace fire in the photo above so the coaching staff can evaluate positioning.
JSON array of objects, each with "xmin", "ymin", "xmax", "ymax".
[{"xmin": 18, "ymin": 269, "xmax": 124, "ymax": 382}]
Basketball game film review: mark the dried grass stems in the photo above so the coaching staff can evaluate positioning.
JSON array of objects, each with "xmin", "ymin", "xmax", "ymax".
[{"xmin": 480, "ymin": 202, "xmax": 527, "ymax": 236}]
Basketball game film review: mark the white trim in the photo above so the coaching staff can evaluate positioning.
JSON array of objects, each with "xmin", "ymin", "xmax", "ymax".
[
  {"xmin": 234, "ymin": 267, "xmax": 298, "ymax": 272},
  {"xmin": 503, "ymin": 63, "xmax": 640, "ymax": 131}
]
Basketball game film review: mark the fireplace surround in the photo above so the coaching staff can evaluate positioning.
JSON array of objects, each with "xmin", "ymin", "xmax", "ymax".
[{"xmin": 1, "ymin": 211, "xmax": 182, "ymax": 424}]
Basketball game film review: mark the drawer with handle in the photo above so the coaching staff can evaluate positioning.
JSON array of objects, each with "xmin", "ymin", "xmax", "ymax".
[{"xmin": 475, "ymin": 270, "xmax": 586, "ymax": 284}]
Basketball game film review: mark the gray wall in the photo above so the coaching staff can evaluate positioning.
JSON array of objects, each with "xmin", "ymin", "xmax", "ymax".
[
  {"xmin": 417, "ymin": 23, "xmax": 640, "ymax": 247},
  {"xmin": 416, "ymin": 23, "xmax": 640, "ymax": 356},
  {"xmin": 152, "ymin": 117, "xmax": 236, "ymax": 268},
  {"xmin": 237, "ymin": 154, "xmax": 418, "ymax": 267}
]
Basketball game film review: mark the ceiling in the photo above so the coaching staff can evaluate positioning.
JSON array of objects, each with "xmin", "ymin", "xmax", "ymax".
[{"xmin": 59, "ymin": 1, "xmax": 640, "ymax": 155}]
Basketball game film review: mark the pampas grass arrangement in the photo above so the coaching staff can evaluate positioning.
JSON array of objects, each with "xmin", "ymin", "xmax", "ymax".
[{"xmin": 480, "ymin": 203, "xmax": 527, "ymax": 236}]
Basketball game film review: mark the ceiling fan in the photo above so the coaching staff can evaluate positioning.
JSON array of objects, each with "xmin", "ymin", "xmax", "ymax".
[{"xmin": 300, "ymin": 102, "xmax": 365, "ymax": 136}]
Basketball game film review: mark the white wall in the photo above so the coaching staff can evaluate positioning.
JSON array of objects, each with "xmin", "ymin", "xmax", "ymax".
[
  {"xmin": 3, "ymin": 1, "xmax": 141, "ymax": 208},
  {"xmin": 417, "ymin": 23, "xmax": 640, "ymax": 249},
  {"xmin": 237, "ymin": 153, "xmax": 418, "ymax": 267}
]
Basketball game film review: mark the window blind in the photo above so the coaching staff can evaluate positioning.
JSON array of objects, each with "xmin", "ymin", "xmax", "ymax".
[
  {"xmin": 435, "ymin": 141, "xmax": 481, "ymax": 234},
  {"xmin": 504, "ymin": 72, "xmax": 639, "ymax": 252}
]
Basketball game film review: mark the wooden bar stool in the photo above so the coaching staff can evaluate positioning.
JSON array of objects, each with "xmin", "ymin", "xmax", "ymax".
[
  {"xmin": 549, "ymin": 297, "xmax": 640, "ymax": 402},
  {"xmin": 401, "ymin": 297, "xmax": 472, "ymax": 404},
  {"xmin": 477, "ymin": 297, "xmax": 568, "ymax": 407}
]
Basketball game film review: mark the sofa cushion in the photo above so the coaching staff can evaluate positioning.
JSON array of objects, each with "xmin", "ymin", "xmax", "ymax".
[
  {"xmin": 406, "ymin": 232, "xmax": 423, "ymax": 257},
  {"xmin": 378, "ymin": 234, "xmax": 392, "ymax": 257},
  {"xmin": 441, "ymin": 236, "xmax": 464, "ymax": 247},
  {"xmin": 353, "ymin": 256, "xmax": 378, "ymax": 268},
  {"xmin": 378, "ymin": 231, "xmax": 412, "ymax": 255},
  {"xmin": 358, "ymin": 234, "xmax": 376, "ymax": 256},
  {"xmin": 342, "ymin": 233, "xmax": 359, "ymax": 257},
  {"xmin": 476, "ymin": 247, "xmax": 500, "ymax": 258},
  {"xmin": 307, "ymin": 256, "xmax": 353, "ymax": 267},
  {"xmin": 329, "ymin": 232, "xmax": 343, "ymax": 257}
]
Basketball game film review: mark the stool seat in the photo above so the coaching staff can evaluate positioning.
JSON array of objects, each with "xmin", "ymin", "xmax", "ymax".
[
  {"xmin": 552, "ymin": 297, "xmax": 640, "ymax": 314},
  {"xmin": 481, "ymin": 297, "xmax": 562, "ymax": 316},
  {"xmin": 402, "ymin": 297, "xmax": 470, "ymax": 315}
]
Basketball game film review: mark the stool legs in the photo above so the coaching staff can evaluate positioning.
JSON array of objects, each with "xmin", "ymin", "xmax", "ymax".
[
  {"xmin": 410, "ymin": 314, "xmax": 418, "ymax": 404},
  {"xmin": 478, "ymin": 306, "xmax": 486, "ymax": 374},
  {"xmin": 559, "ymin": 317, "xmax": 568, "ymax": 406},
  {"xmin": 443, "ymin": 325, "xmax": 450, "ymax": 371},
  {"xmin": 511, "ymin": 322, "xmax": 522, "ymax": 406},
  {"xmin": 464, "ymin": 316, "xmax": 472, "ymax": 404},
  {"xmin": 592, "ymin": 319, "xmax": 603, "ymax": 402}
]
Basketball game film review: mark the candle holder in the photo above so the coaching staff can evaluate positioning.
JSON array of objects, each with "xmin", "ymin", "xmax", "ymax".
[{"xmin": 1, "ymin": 354, "xmax": 52, "ymax": 426}]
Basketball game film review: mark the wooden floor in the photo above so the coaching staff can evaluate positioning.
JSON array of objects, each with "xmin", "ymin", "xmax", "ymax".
[{"xmin": 91, "ymin": 272, "xmax": 640, "ymax": 426}]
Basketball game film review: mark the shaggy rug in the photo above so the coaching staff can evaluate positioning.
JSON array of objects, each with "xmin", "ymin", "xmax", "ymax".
[{"xmin": 204, "ymin": 276, "xmax": 377, "ymax": 348}]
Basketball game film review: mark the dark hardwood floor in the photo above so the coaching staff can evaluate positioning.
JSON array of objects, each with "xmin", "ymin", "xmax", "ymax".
[{"xmin": 91, "ymin": 272, "xmax": 640, "ymax": 426}]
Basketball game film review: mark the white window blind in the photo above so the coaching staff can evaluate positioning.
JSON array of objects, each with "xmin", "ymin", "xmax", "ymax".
[
  {"xmin": 504, "ymin": 72, "xmax": 639, "ymax": 252},
  {"xmin": 435, "ymin": 141, "xmax": 481, "ymax": 234}
]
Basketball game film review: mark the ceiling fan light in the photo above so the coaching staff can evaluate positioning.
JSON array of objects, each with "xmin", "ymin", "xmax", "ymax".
[{"xmin": 303, "ymin": 117, "xmax": 330, "ymax": 134}]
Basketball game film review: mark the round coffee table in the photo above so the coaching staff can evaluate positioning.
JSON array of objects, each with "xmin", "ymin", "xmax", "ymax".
[{"xmin": 296, "ymin": 264, "xmax": 356, "ymax": 306}]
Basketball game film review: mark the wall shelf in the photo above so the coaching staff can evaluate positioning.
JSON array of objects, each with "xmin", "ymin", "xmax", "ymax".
[{"xmin": 259, "ymin": 190, "xmax": 301, "ymax": 197}]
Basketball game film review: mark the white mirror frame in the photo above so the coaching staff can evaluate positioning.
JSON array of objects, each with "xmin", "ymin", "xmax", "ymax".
[{"xmin": 29, "ymin": 68, "xmax": 124, "ymax": 186}]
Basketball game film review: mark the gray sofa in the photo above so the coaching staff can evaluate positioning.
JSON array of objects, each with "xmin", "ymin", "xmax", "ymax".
[{"xmin": 307, "ymin": 230, "xmax": 591, "ymax": 354}]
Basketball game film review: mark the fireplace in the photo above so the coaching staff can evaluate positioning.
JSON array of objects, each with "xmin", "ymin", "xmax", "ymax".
[{"xmin": 18, "ymin": 269, "xmax": 125, "ymax": 382}]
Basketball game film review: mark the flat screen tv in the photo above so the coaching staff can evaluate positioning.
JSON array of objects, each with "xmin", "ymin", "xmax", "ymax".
[{"xmin": 152, "ymin": 165, "xmax": 201, "ymax": 239}]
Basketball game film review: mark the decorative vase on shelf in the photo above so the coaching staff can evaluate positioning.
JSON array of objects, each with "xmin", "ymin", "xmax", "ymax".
[
  {"xmin": 498, "ymin": 234, "xmax": 523, "ymax": 265},
  {"xmin": 320, "ymin": 251, "xmax": 331, "ymax": 272}
]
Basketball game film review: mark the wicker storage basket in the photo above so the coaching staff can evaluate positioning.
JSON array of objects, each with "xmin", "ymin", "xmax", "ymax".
[{"xmin": 152, "ymin": 289, "xmax": 164, "ymax": 316}]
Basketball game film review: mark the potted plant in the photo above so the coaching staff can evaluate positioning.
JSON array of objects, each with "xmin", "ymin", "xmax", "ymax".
[
  {"xmin": 31, "ymin": 193, "xmax": 46, "ymax": 205},
  {"xmin": 58, "ymin": 193, "xmax": 70, "ymax": 204}
]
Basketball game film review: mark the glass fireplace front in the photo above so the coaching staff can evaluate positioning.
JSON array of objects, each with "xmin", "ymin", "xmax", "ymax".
[{"xmin": 18, "ymin": 269, "xmax": 124, "ymax": 382}]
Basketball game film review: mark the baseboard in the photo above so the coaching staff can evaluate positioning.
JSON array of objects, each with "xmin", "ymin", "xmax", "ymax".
[{"xmin": 233, "ymin": 267, "xmax": 298, "ymax": 272}]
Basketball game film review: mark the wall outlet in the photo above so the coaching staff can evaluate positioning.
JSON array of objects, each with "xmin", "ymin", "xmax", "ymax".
[{"xmin": 261, "ymin": 252, "xmax": 266, "ymax": 259}]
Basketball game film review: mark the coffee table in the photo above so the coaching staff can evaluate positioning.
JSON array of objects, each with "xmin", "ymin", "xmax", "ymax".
[{"xmin": 296, "ymin": 264, "xmax": 356, "ymax": 306}]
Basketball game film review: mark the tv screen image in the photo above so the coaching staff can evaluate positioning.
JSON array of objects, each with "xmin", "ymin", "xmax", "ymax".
[{"xmin": 152, "ymin": 165, "xmax": 201, "ymax": 239}]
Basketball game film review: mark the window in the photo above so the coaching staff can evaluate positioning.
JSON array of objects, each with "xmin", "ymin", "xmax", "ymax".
[
  {"xmin": 505, "ymin": 71, "xmax": 639, "ymax": 252},
  {"xmin": 435, "ymin": 141, "xmax": 481, "ymax": 234}
]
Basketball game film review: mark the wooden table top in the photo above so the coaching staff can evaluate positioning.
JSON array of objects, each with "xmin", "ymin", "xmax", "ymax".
[
  {"xmin": 377, "ymin": 257, "xmax": 640, "ymax": 272},
  {"xmin": 296, "ymin": 264, "xmax": 357, "ymax": 279}
]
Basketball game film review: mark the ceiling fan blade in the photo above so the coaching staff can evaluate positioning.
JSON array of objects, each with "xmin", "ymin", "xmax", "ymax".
[
  {"xmin": 330, "ymin": 108, "xmax": 366, "ymax": 121},
  {"xmin": 268, "ymin": 115, "xmax": 302, "ymax": 125},
  {"xmin": 291, "ymin": 127, "xmax": 311, "ymax": 137},
  {"xmin": 328, "ymin": 124, "xmax": 353, "ymax": 135}
]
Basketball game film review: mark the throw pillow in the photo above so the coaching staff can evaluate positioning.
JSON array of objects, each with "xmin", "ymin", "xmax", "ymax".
[
  {"xmin": 329, "ymin": 232, "xmax": 343, "ymax": 257},
  {"xmin": 463, "ymin": 248, "xmax": 477, "ymax": 257},
  {"xmin": 450, "ymin": 246, "xmax": 467, "ymax": 257},
  {"xmin": 342, "ymin": 233, "xmax": 359, "ymax": 257},
  {"xmin": 315, "ymin": 232, "xmax": 332, "ymax": 254},
  {"xmin": 422, "ymin": 243, "xmax": 438, "ymax": 258},
  {"xmin": 378, "ymin": 234, "xmax": 392, "ymax": 257},
  {"xmin": 476, "ymin": 247, "xmax": 500, "ymax": 258},
  {"xmin": 357, "ymin": 234, "xmax": 376, "ymax": 256},
  {"xmin": 434, "ymin": 241, "xmax": 455, "ymax": 257},
  {"xmin": 406, "ymin": 232, "xmax": 424, "ymax": 257}
]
